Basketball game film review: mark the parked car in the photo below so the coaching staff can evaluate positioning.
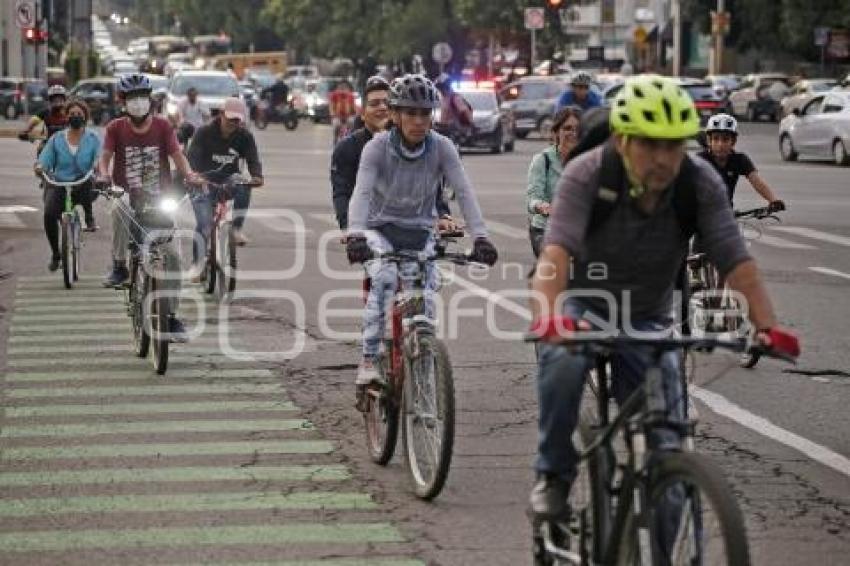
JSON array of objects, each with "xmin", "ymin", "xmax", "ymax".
[
  {"xmin": 454, "ymin": 86, "xmax": 514, "ymax": 153},
  {"xmin": 70, "ymin": 77, "xmax": 120, "ymax": 125},
  {"xmin": 729, "ymin": 73, "xmax": 791, "ymax": 122},
  {"xmin": 498, "ymin": 76, "xmax": 566, "ymax": 139},
  {"xmin": 778, "ymin": 91, "xmax": 850, "ymax": 166},
  {"xmin": 780, "ymin": 79, "xmax": 838, "ymax": 118},
  {"xmin": 678, "ymin": 80, "xmax": 731, "ymax": 125},
  {"xmin": 0, "ymin": 78, "xmax": 47, "ymax": 119},
  {"xmin": 165, "ymin": 70, "xmax": 241, "ymax": 120}
]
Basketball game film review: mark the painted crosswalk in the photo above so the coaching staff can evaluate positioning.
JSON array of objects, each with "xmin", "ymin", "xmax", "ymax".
[{"xmin": 0, "ymin": 277, "xmax": 422, "ymax": 564}]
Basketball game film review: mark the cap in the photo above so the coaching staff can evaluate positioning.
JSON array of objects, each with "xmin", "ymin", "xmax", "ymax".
[{"xmin": 222, "ymin": 97, "xmax": 246, "ymax": 122}]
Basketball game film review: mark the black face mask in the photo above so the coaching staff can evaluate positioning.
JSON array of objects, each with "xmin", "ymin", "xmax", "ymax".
[{"xmin": 68, "ymin": 116, "xmax": 85, "ymax": 129}]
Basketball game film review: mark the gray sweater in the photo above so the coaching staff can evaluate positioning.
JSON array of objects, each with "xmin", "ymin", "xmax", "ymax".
[{"xmin": 347, "ymin": 130, "xmax": 488, "ymax": 238}]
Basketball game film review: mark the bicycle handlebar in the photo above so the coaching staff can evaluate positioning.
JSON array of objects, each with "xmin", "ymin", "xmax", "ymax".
[
  {"xmin": 38, "ymin": 169, "xmax": 94, "ymax": 187},
  {"xmin": 734, "ymin": 206, "xmax": 779, "ymax": 220}
]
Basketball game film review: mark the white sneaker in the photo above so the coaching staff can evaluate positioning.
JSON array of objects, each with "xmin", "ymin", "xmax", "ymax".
[{"xmin": 355, "ymin": 358, "xmax": 380, "ymax": 386}]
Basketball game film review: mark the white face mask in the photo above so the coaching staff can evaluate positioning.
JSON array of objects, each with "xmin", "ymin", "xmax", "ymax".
[{"xmin": 126, "ymin": 97, "xmax": 151, "ymax": 118}]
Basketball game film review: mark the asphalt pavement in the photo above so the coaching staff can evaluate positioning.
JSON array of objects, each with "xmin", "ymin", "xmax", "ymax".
[{"xmin": 0, "ymin": 119, "xmax": 848, "ymax": 564}]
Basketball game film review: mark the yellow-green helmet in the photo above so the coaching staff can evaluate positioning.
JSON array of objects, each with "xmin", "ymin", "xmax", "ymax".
[{"xmin": 609, "ymin": 75, "xmax": 699, "ymax": 139}]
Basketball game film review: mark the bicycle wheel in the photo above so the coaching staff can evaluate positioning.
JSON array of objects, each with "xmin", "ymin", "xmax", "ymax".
[
  {"xmin": 218, "ymin": 221, "xmax": 237, "ymax": 296},
  {"xmin": 60, "ymin": 215, "xmax": 73, "ymax": 289},
  {"xmin": 204, "ymin": 223, "xmax": 217, "ymax": 294},
  {"xmin": 71, "ymin": 215, "xmax": 80, "ymax": 283},
  {"xmin": 149, "ymin": 272, "xmax": 169, "ymax": 375},
  {"xmin": 401, "ymin": 334, "xmax": 454, "ymax": 499},
  {"xmin": 631, "ymin": 451, "xmax": 751, "ymax": 566},
  {"xmin": 130, "ymin": 260, "xmax": 150, "ymax": 358},
  {"xmin": 364, "ymin": 351, "xmax": 400, "ymax": 465}
]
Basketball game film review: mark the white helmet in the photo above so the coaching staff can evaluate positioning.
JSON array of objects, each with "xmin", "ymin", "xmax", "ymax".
[{"xmin": 705, "ymin": 113, "xmax": 737, "ymax": 136}]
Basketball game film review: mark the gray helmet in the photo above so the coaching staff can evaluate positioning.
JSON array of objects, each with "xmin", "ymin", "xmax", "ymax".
[
  {"xmin": 571, "ymin": 71, "xmax": 593, "ymax": 87},
  {"xmin": 389, "ymin": 74, "xmax": 440, "ymax": 110},
  {"xmin": 46, "ymin": 85, "xmax": 67, "ymax": 99}
]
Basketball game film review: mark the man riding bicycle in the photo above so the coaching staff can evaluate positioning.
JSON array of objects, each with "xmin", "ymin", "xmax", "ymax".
[
  {"xmin": 329, "ymin": 79, "xmax": 357, "ymax": 143},
  {"xmin": 99, "ymin": 73, "xmax": 201, "ymax": 340},
  {"xmin": 331, "ymin": 75, "xmax": 454, "ymax": 232},
  {"xmin": 19, "ymin": 84, "xmax": 69, "ymax": 142},
  {"xmin": 434, "ymin": 74, "xmax": 473, "ymax": 144},
  {"xmin": 699, "ymin": 113, "xmax": 785, "ymax": 209},
  {"xmin": 527, "ymin": 75, "xmax": 799, "ymax": 521},
  {"xmin": 345, "ymin": 73, "xmax": 498, "ymax": 408},
  {"xmin": 187, "ymin": 96, "xmax": 263, "ymax": 273},
  {"xmin": 555, "ymin": 71, "xmax": 602, "ymax": 113}
]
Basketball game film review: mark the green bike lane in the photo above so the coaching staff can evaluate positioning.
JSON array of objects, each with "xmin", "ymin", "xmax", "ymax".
[{"xmin": 0, "ymin": 276, "xmax": 423, "ymax": 565}]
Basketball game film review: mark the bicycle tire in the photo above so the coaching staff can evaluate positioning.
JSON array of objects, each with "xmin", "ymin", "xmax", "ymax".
[
  {"xmin": 61, "ymin": 216, "xmax": 72, "ymax": 289},
  {"xmin": 130, "ymin": 260, "xmax": 150, "ymax": 358},
  {"xmin": 204, "ymin": 223, "xmax": 217, "ymax": 294},
  {"xmin": 615, "ymin": 451, "xmax": 751, "ymax": 566},
  {"xmin": 149, "ymin": 272, "xmax": 169, "ymax": 375},
  {"xmin": 220, "ymin": 221, "xmax": 237, "ymax": 296},
  {"xmin": 253, "ymin": 110, "xmax": 268, "ymax": 130},
  {"xmin": 401, "ymin": 334, "xmax": 455, "ymax": 500},
  {"xmin": 71, "ymin": 216, "xmax": 80, "ymax": 283},
  {"xmin": 364, "ymin": 351, "xmax": 400, "ymax": 465}
]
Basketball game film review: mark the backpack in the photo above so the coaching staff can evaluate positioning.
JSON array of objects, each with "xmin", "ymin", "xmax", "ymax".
[{"xmin": 567, "ymin": 107, "xmax": 700, "ymax": 238}]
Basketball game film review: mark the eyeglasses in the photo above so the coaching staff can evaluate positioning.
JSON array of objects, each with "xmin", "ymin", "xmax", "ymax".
[
  {"xmin": 400, "ymin": 108, "xmax": 432, "ymax": 118},
  {"xmin": 366, "ymin": 98, "xmax": 389, "ymax": 108}
]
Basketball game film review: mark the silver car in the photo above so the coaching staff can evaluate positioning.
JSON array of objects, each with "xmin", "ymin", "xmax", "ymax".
[
  {"xmin": 779, "ymin": 79, "xmax": 837, "ymax": 118},
  {"xmin": 779, "ymin": 91, "xmax": 850, "ymax": 166},
  {"xmin": 165, "ymin": 70, "xmax": 240, "ymax": 120}
]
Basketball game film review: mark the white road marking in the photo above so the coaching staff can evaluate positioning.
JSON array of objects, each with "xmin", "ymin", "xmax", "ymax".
[
  {"xmin": 0, "ymin": 205, "xmax": 38, "ymax": 213},
  {"xmin": 485, "ymin": 220, "xmax": 528, "ymax": 240},
  {"xmin": 444, "ymin": 270, "xmax": 850, "ymax": 479},
  {"xmin": 809, "ymin": 266, "xmax": 850, "ymax": 281},
  {"xmin": 772, "ymin": 226, "xmax": 850, "ymax": 247}
]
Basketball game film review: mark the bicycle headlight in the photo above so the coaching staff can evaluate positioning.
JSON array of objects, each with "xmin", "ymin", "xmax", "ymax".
[{"xmin": 159, "ymin": 197, "xmax": 180, "ymax": 214}]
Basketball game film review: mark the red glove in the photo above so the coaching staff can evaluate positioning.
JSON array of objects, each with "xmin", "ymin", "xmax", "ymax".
[
  {"xmin": 759, "ymin": 327, "xmax": 800, "ymax": 359},
  {"xmin": 529, "ymin": 315, "xmax": 579, "ymax": 341}
]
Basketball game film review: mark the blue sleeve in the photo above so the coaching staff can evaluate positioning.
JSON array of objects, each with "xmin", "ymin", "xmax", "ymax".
[
  {"xmin": 80, "ymin": 132, "xmax": 101, "ymax": 172},
  {"xmin": 38, "ymin": 136, "xmax": 56, "ymax": 171},
  {"xmin": 555, "ymin": 91, "xmax": 572, "ymax": 112},
  {"xmin": 589, "ymin": 91, "xmax": 603, "ymax": 108}
]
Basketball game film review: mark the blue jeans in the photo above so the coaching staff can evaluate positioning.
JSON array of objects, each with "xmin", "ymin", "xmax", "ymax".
[
  {"xmin": 190, "ymin": 187, "xmax": 251, "ymax": 264},
  {"xmin": 535, "ymin": 299, "xmax": 684, "ymax": 482}
]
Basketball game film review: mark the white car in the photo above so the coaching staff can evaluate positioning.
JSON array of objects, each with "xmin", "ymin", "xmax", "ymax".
[
  {"xmin": 779, "ymin": 91, "xmax": 850, "ymax": 166},
  {"xmin": 165, "ymin": 70, "xmax": 241, "ymax": 120}
]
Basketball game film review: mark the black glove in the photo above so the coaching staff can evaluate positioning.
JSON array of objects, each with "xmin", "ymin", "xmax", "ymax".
[
  {"xmin": 470, "ymin": 237, "xmax": 498, "ymax": 266},
  {"xmin": 768, "ymin": 200, "xmax": 786, "ymax": 213},
  {"xmin": 346, "ymin": 235, "xmax": 372, "ymax": 264}
]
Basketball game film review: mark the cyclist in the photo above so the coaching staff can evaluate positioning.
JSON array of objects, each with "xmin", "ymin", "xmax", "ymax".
[
  {"xmin": 176, "ymin": 86, "xmax": 211, "ymax": 143},
  {"xmin": 98, "ymin": 73, "xmax": 200, "ymax": 340},
  {"xmin": 555, "ymin": 71, "xmax": 602, "ymax": 112},
  {"xmin": 527, "ymin": 75, "xmax": 799, "ymax": 522},
  {"xmin": 526, "ymin": 106, "xmax": 582, "ymax": 257},
  {"xmin": 36, "ymin": 99, "xmax": 101, "ymax": 271},
  {"xmin": 19, "ymin": 84, "xmax": 69, "ymax": 142},
  {"xmin": 345, "ymin": 74, "xmax": 498, "ymax": 407},
  {"xmin": 698, "ymin": 113, "xmax": 785, "ymax": 209},
  {"xmin": 331, "ymin": 76, "xmax": 454, "ymax": 232},
  {"xmin": 187, "ymin": 96, "xmax": 263, "ymax": 274},
  {"xmin": 434, "ymin": 74, "xmax": 473, "ymax": 143},
  {"xmin": 329, "ymin": 79, "xmax": 358, "ymax": 143}
]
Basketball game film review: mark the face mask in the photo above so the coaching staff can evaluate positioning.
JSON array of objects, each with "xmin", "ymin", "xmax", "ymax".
[
  {"xmin": 126, "ymin": 97, "xmax": 151, "ymax": 118},
  {"xmin": 68, "ymin": 116, "xmax": 85, "ymax": 129}
]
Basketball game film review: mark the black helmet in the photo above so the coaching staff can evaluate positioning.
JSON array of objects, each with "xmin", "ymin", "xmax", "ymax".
[
  {"xmin": 389, "ymin": 74, "xmax": 440, "ymax": 110},
  {"xmin": 118, "ymin": 73, "xmax": 152, "ymax": 96}
]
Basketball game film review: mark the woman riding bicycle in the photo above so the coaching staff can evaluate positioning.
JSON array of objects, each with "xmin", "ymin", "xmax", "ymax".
[
  {"xmin": 526, "ymin": 106, "xmax": 582, "ymax": 258},
  {"xmin": 345, "ymin": 73, "xmax": 498, "ymax": 407},
  {"xmin": 36, "ymin": 99, "xmax": 101, "ymax": 271}
]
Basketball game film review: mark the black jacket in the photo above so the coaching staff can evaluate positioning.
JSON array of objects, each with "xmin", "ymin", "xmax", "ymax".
[
  {"xmin": 187, "ymin": 121, "xmax": 263, "ymax": 181},
  {"xmin": 330, "ymin": 127, "xmax": 450, "ymax": 229}
]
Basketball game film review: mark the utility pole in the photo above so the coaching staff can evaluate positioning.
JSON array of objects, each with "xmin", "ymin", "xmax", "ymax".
[
  {"xmin": 672, "ymin": 0, "xmax": 682, "ymax": 76},
  {"xmin": 714, "ymin": 0, "xmax": 725, "ymax": 74}
]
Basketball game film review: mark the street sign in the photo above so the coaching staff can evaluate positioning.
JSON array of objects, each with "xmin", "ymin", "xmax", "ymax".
[
  {"xmin": 710, "ymin": 11, "xmax": 731, "ymax": 36},
  {"xmin": 15, "ymin": 0, "xmax": 35, "ymax": 28},
  {"xmin": 432, "ymin": 42, "xmax": 453, "ymax": 65},
  {"xmin": 524, "ymin": 8, "xmax": 545, "ymax": 31},
  {"xmin": 814, "ymin": 27, "xmax": 830, "ymax": 47}
]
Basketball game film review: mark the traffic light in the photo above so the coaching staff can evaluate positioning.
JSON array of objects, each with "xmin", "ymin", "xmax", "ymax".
[{"xmin": 23, "ymin": 27, "xmax": 47, "ymax": 43}]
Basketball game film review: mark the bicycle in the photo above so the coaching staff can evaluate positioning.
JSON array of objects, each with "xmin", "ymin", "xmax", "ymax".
[
  {"xmin": 37, "ymin": 169, "xmax": 97, "ymax": 289},
  {"xmin": 361, "ymin": 232, "xmax": 471, "ymax": 500},
  {"xmin": 198, "ymin": 174, "xmax": 262, "ymax": 298},
  {"xmin": 525, "ymin": 330, "xmax": 794, "ymax": 566},
  {"xmin": 117, "ymin": 191, "xmax": 186, "ymax": 375},
  {"xmin": 687, "ymin": 205, "xmax": 781, "ymax": 369}
]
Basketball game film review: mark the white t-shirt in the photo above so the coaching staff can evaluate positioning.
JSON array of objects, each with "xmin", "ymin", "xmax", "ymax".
[{"xmin": 178, "ymin": 98, "xmax": 210, "ymax": 128}]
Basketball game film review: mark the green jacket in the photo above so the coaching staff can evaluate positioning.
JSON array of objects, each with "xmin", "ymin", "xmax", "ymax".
[{"xmin": 526, "ymin": 145, "xmax": 564, "ymax": 230}]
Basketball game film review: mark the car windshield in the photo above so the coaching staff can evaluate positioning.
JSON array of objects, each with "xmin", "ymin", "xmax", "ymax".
[
  {"xmin": 459, "ymin": 91, "xmax": 497, "ymax": 111},
  {"xmin": 170, "ymin": 75, "xmax": 239, "ymax": 96},
  {"xmin": 519, "ymin": 82, "xmax": 549, "ymax": 100},
  {"xmin": 147, "ymin": 76, "xmax": 168, "ymax": 90},
  {"xmin": 812, "ymin": 81, "xmax": 837, "ymax": 92}
]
